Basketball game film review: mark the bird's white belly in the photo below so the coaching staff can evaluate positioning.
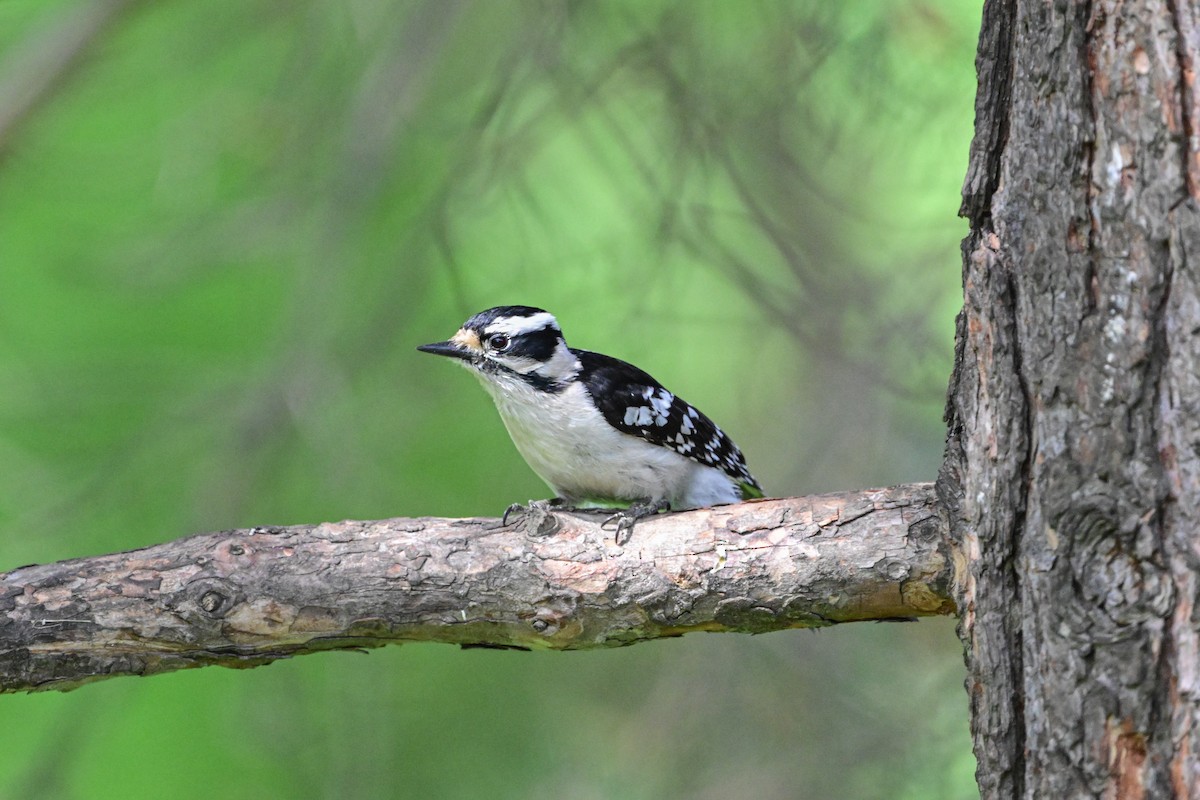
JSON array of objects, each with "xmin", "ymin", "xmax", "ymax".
[{"xmin": 484, "ymin": 380, "xmax": 725, "ymax": 506}]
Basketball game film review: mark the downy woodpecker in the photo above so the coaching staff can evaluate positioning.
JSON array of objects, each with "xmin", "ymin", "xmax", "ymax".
[{"xmin": 417, "ymin": 306, "xmax": 763, "ymax": 541}]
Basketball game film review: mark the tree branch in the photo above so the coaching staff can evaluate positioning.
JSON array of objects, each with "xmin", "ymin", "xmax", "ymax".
[{"xmin": 0, "ymin": 483, "xmax": 953, "ymax": 694}]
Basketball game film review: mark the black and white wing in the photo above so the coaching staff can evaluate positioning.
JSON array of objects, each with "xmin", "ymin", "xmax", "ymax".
[{"xmin": 574, "ymin": 349, "xmax": 763, "ymax": 498}]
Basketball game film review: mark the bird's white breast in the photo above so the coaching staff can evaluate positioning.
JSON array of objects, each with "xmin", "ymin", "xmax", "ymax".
[{"xmin": 478, "ymin": 377, "xmax": 738, "ymax": 508}]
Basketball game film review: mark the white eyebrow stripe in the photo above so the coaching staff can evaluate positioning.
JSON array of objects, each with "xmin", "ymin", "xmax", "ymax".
[{"xmin": 484, "ymin": 312, "xmax": 559, "ymax": 337}]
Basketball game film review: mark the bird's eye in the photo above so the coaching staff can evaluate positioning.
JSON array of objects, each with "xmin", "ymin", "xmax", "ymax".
[{"xmin": 488, "ymin": 334, "xmax": 511, "ymax": 352}]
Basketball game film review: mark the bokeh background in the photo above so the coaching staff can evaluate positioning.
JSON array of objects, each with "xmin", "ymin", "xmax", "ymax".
[{"xmin": 0, "ymin": 1, "xmax": 980, "ymax": 797}]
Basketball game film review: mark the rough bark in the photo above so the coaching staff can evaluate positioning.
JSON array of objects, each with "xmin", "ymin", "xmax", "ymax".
[
  {"xmin": 0, "ymin": 485, "xmax": 952, "ymax": 694},
  {"xmin": 942, "ymin": 0, "xmax": 1200, "ymax": 797}
]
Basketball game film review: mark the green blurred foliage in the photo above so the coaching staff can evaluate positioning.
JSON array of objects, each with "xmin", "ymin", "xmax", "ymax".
[{"xmin": 0, "ymin": 1, "xmax": 980, "ymax": 798}]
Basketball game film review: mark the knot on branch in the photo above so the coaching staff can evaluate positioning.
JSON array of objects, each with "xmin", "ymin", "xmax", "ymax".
[{"xmin": 176, "ymin": 577, "xmax": 244, "ymax": 622}]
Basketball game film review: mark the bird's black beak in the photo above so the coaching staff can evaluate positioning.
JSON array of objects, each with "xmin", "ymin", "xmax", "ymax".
[{"xmin": 417, "ymin": 340, "xmax": 475, "ymax": 361}]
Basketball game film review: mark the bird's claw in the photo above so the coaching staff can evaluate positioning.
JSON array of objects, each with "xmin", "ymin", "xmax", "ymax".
[
  {"xmin": 501, "ymin": 503, "xmax": 525, "ymax": 527},
  {"xmin": 505, "ymin": 498, "xmax": 668, "ymax": 544},
  {"xmin": 601, "ymin": 499, "xmax": 670, "ymax": 545},
  {"xmin": 601, "ymin": 513, "xmax": 638, "ymax": 546},
  {"xmin": 502, "ymin": 499, "xmax": 565, "ymax": 537}
]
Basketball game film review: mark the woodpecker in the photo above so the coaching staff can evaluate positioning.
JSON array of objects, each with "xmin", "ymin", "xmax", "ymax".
[{"xmin": 417, "ymin": 306, "xmax": 763, "ymax": 542}]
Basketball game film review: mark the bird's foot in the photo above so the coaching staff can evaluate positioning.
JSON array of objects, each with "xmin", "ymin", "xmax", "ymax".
[
  {"xmin": 502, "ymin": 498, "xmax": 573, "ymax": 536},
  {"xmin": 601, "ymin": 499, "xmax": 670, "ymax": 545}
]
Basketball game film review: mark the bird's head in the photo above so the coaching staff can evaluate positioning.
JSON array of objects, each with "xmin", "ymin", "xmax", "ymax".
[{"xmin": 417, "ymin": 306, "xmax": 581, "ymax": 391}]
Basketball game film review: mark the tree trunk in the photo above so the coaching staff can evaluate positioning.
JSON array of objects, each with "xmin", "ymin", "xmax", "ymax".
[{"xmin": 942, "ymin": 0, "xmax": 1200, "ymax": 797}]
